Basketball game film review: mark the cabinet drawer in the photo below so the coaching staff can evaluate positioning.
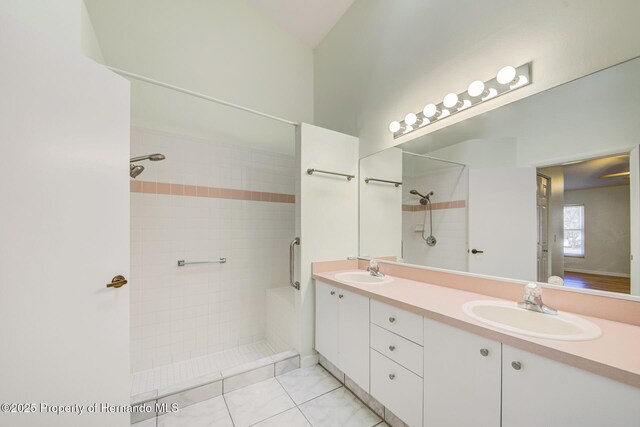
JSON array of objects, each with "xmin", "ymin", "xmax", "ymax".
[
  {"xmin": 371, "ymin": 349, "xmax": 422, "ymax": 427},
  {"xmin": 370, "ymin": 299, "xmax": 423, "ymax": 344},
  {"xmin": 370, "ymin": 324, "xmax": 423, "ymax": 377}
]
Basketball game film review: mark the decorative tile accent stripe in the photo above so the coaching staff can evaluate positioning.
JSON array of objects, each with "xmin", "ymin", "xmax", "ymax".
[
  {"xmin": 402, "ymin": 200, "xmax": 466, "ymax": 211},
  {"xmin": 130, "ymin": 180, "xmax": 295, "ymax": 203}
]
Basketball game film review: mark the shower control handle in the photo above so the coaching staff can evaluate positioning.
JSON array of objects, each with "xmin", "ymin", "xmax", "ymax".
[{"xmin": 471, "ymin": 249, "xmax": 484, "ymax": 254}]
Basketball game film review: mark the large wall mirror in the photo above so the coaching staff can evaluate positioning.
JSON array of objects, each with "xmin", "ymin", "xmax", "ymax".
[{"xmin": 359, "ymin": 56, "xmax": 640, "ymax": 298}]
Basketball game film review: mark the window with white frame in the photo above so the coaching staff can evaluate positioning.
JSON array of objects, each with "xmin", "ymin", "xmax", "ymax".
[{"xmin": 564, "ymin": 204, "xmax": 585, "ymax": 257}]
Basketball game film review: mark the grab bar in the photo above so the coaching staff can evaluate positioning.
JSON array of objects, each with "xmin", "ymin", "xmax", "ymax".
[
  {"xmin": 177, "ymin": 258, "xmax": 226, "ymax": 267},
  {"xmin": 364, "ymin": 177, "xmax": 402, "ymax": 187},
  {"xmin": 307, "ymin": 168, "xmax": 355, "ymax": 181},
  {"xmin": 289, "ymin": 237, "xmax": 300, "ymax": 290}
]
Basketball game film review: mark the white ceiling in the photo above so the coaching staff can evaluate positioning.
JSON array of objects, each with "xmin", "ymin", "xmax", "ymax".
[
  {"xmin": 245, "ymin": 0, "xmax": 355, "ymax": 48},
  {"xmin": 562, "ymin": 155, "xmax": 629, "ymax": 191}
]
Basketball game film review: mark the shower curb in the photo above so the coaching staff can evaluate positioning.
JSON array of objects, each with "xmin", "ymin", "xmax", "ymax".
[{"xmin": 130, "ymin": 351, "xmax": 300, "ymax": 424}]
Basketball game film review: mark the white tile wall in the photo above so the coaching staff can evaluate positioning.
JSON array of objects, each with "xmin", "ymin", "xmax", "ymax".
[
  {"xmin": 266, "ymin": 286, "xmax": 297, "ymax": 353},
  {"xmin": 131, "ymin": 127, "xmax": 296, "ymax": 372},
  {"xmin": 402, "ymin": 167, "xmax": 469, "ymax": 271}
]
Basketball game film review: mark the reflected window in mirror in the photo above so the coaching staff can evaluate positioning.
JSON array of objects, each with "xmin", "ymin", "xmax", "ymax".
[{"xmin": 563, "ymin": 205, "xmax": 585, "ymax": 257}]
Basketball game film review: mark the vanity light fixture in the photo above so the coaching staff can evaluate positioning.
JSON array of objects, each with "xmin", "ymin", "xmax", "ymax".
[{"xmin": 388, "ymin": 62, "xmax": 531, "ymax": 139}]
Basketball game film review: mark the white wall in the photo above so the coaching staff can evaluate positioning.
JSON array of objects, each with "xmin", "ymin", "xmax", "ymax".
[
  {"xmin": 130, "ymin": 128, "xmax": 295, "ymax": 371},
  {"xmin": 85, "ymin": 0, "xmax": 313, "ymax": 154},
  {"xmin": 564, "ymin": 185, "xmax": 631, "ymax": 276},
  {"xmin": 314, "ymin": 0, "xmax": 640, "ymax": 157},
  {"xmin": 402, "ymin": 166, "xmax": 468, "ymax": 270},
  {"xmin": 296, "ymin": 123, "xmax": 359, "ymax": 362},
  {"xmin": 359, "ymin": 148, "xmax": 403, "ymax": 258},
  {"xmin": 0, "ymin": 0, "xmax": 104, "ymax": 62}
]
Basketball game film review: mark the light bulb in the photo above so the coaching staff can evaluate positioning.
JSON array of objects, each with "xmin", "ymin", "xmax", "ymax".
[
  {"xmin": 389, "ymin": 121, "xmax": 401, "ymax": 133},
  {"xmin": 497, "ymin": 66, "xmax": 517, "ymax": 85},
  {"xmin": 404, "ymin": 113, "xmax": 417, "ymax": 126},
  {"xmin": 443, "ymin": 93, "xmax": 460, "ymax": 109},
  {"xmin": 423, "ymin": 103, "xmax": 439, "ymax": 118},
  {"xmin": 467, "ymin": 80, "xmax": 485, "ymax": 97}
]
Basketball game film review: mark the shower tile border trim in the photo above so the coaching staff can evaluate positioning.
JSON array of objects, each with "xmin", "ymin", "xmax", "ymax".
[
  {"xmin": 130, "ymin": 180, "xmax": 295, "ymax": 203},
  {"xmin": 402, "ymin": 200, "xmax": 466, "ymax": 211}
]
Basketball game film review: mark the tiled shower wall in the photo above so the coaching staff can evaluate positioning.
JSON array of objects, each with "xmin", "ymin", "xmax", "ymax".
[
  {"xmin": 402, "ymin": 167, "xmax": 469, "ymax": 271},
  {"xmin": 130, "ymin": 127, "xmax": 296, "ymax": 372}
]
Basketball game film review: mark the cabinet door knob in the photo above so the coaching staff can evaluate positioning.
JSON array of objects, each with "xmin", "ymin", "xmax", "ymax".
[
  {"xmin": 338, "ymin": 294, "xmax": 344, "ymax": 299},
  {"xmin": 388, "ymin": 316, "xmax": 396, "ymax": 323},
  {"xmin": 388, "ymin": 373, "xmax": 396, "ymax": 380},
  {"xmin": 511, "ymin": 361, "xmax": 522, "ymax": 370},
  {"xmin": 389, "ymin": 345, "xmax": 396, "ymax": 352},
  {"xmin": 330, "ymin": 291, "xmax": 335, "ymax": 295},
  {"xmin": 480, "ymin": 348, "xmax": 489, "ymax": 357}
]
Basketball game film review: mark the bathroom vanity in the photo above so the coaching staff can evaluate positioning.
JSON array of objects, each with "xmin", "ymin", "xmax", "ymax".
[{"xmin": 313, "ymin": 260, "xmax": 640, "ymax": 427}]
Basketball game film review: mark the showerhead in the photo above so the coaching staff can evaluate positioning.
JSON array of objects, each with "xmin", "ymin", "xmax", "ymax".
[
  {"xmin": 410, "ymin": 189, "xmax": 434, "ymax": 205},
  {"xmin": 130, "ymin": 153, "xmax": 166, "ymax": 162},
  {"xmin": 130, "ymin": 164, "xmax": 145, "ymax": 178}
]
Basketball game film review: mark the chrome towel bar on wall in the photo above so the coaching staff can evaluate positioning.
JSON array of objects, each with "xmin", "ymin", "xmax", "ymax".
[
  {"xmin": 290, "ymin": 237, "xmax": 300, "ymax": 290},
  {"xmin": 307, "ymin": 168, "xmax": 355, "ymax": 181},
  {"xmin": 364, "ymin": 177, "xmax": 402, "ymax": 187},
  {"xmin": 177, "ymin": 258, "xmax": 226, "ymax": 267}
]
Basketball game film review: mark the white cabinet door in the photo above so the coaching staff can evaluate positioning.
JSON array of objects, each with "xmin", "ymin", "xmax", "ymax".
[
  {"xmin": 0, "ymin": 16, "xmax": 130, "ymax": 427},
  {"xmin": 315, "ymin": 280, "xmax": 339, "ymax": 363},
  {"xmin": 337, "ymin": 288, "xmax": 370, "ymax": 391},
  {"xmin": 502, "ymin": 345, "xmax": 640, "ymax": 427},
  {"xmin": 423, "ymin": 318, "xmax": 501, "ymax": 427}
]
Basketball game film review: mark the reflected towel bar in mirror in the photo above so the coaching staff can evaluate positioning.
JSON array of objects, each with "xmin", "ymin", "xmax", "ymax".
[
  {"xmin": 177, "ymin": 258, "xmax": 226, "ymax": 267},
  {"xmin": 364, "ymin": 177, "xmax": 402, "ymax": 187},
  {"xmin": 307, "ymin": 168, "xmax": 355, "ymax": 181}
]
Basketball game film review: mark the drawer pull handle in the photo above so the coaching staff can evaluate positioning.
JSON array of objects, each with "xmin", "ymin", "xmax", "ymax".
[
  {"xmin": 388, "ymin": 316, "xmax": 396, "ymax": 323},
  {"xmin": 338, "ymin": 294, "xmax": 344, "ymax": 299},
  {"xmin": 388, "ymin": 373, "xmax": 396, "ymax": 380},
  {"xmin": 389, "ymin": 345, "xmax": 396, "ymax": 351},
  {"xmin": 330, "ymin": 291, "xmax": 335, "ymax": 295},
  {"xmin": 512, "ymin": 361, "xmax": 522, "ymax": 370},
  {"xmin": 480, "ymin": 348, "xmax": 489, "ymax": 357}
]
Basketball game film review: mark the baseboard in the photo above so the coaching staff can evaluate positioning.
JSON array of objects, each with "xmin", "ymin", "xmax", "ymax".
[{"xmin": 564, "ymin": 268, "xmax": 630, "ymax": 278}]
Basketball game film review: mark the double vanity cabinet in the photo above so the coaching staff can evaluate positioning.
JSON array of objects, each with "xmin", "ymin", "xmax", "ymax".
[{"xmin": 315, "ymin": 279, "xmax": 640, "ymax": 427}]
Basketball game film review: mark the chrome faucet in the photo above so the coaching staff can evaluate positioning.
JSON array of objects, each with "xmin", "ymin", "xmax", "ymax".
[
  {"xmin": 518, "ymin": 283, "xmax": 557, "ymax": 315},
  {"xmin": 367, "ymin": 260, "xmax": 385, "ymax": 277}
]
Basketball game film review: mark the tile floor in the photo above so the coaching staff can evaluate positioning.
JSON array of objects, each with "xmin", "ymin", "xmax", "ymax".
[
  {"xmin": 133, "ymin": 364, "xmax": 388, "ymax": 427},
  {"xmin": 132, "ymin": 341, "xmax": 278, "ymax": 396}
]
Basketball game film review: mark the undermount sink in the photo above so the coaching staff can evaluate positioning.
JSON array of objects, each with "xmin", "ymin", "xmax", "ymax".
[
  {"xmin": 462, "ymin": 300, "xmax": 602, "ymax": 341},
  {"xmin": 334, "ymin": 271, "xmax": 393, "ymax": 285}
]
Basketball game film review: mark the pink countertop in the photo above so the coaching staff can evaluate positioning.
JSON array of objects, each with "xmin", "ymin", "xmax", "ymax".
[{"xmin": 313, "ymin": 268, "xmax": 640, "ymax": 388}]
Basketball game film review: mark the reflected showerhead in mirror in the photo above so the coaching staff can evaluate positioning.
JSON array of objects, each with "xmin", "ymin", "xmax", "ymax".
[
  {"xmin": 410, "ymin": 189, "xmax": 434, "ymax": 205},
  {"xmin": 130, "ymin": 164, "xmax": 145, "ymax": 178}
]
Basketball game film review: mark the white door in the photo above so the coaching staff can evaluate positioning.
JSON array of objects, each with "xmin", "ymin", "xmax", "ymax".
[
  {"xmin": 315, "ymin": 281, "xmax": 339, "ymax": 363},
  {"xmin": 423, "ymin": 317, "xmax": 501, "ymax": 427},
  {"xmin": 502, "ymin": 345, "xmax": 640, "ymax": 427},
  {"xmin": 630, "ymin": 145, "xmax": 639, "ymax": 296},
  {"xmin": 0, "ymin": 16, "xmax": 130, "ymax": 427},
  {"xmin": 468, "ymin": 167, "xmax": 537, "ymax": 281},
  {"xmin": 536, "ymin": 174, "xmax": 550, "ymax": 281},
  {"xmin": 337, "ymin": 288, "xmax": 370, "ymax": 391}
]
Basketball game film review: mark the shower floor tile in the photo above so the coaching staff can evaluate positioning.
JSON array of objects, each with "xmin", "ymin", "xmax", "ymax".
[{"xmin": 131, "ymin": 341, "xmax": 278, "ymax": 397}]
